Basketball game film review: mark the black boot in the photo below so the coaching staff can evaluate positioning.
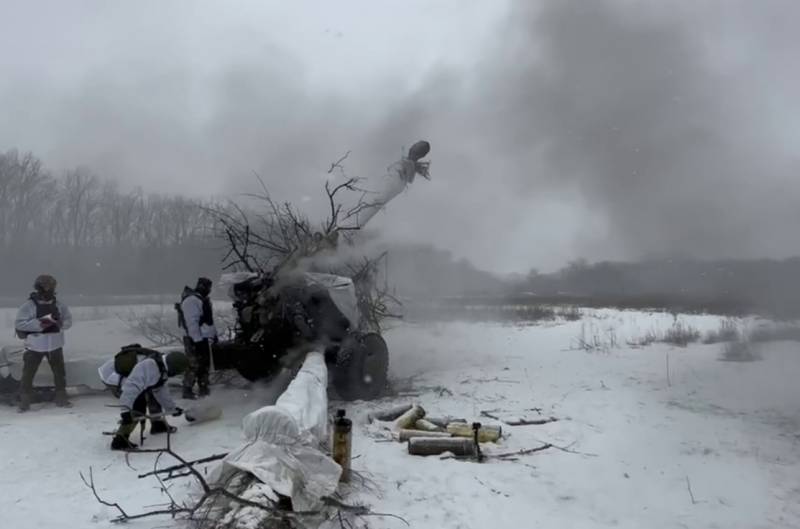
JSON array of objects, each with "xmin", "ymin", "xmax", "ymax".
[
  {"xmin": 182, "ymin": 387, "xmax": 196, "ymax": 400},
  {"xmin": 198, "ymin": 384, "xmax": 210, "ymax": 397},
  {"xmin": 17, "ymin": 393, "xmax": 30, "ymax": 413},
  {"xmin": 150, "ymin": 421, "xmax": 177, "ymax": 435},
  {"xmin": 111, "ymin": 435, "xmax": 138, "ymax": 451},
  {"xmin": 54, "ymin": 390, "xmax": 73, "ymax": 408}
]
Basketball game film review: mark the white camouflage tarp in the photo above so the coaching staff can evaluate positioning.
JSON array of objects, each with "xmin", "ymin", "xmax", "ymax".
[{"xmin": 207, "ymin": 351, "xmax": 340, "ymax": 514}]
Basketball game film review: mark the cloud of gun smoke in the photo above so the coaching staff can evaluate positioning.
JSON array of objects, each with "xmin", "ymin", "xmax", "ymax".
[
  {"xmin": 470, "ymin": 0, "xmax": 800, "ymax": 264},
  {"xmin": 2, "ymin": 0, "xmax": 800, "ymax": 273},
  {"xmin": 318, "ymin": 0, "xmax": 800, "ymax": 272}
]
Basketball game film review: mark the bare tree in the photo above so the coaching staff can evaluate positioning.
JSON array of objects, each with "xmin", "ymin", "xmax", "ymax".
[
  {"xmin": 61, "ymin": 168, "xmax": 100, "ymax": 247},
  {"xmin": 208, "ymin": 145, "xmax": 431, "ymax": 328},
  {"xmin": 0, "ymin": 150, "xmax": 54, "ymax": 248}
]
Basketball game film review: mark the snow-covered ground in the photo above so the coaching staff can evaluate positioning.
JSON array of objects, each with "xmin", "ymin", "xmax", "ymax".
[{"xmin": 1, "ymin": 307, "xmax": 800, "ymax": 529}]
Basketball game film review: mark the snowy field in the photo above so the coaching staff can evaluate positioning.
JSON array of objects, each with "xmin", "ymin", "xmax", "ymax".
[{"xmin": 1, "ymin": 307, "xmax": 800, "ymax": 529}]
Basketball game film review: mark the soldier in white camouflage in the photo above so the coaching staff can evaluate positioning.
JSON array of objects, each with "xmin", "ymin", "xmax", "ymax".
[
  {"xmin": 14, "ymin": 274, "xmax": 73, "ymax": 412},
  {"xmin": 177, "ymin": 277, "xmax": 217, "ymax": 399}
]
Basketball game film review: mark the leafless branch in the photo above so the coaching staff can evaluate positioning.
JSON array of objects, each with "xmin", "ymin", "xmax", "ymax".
[
  {"xmin": 162, "ymin": 470, "xmax": 194, "ymax": 482},
  {"xmin": 80, "ymin": 467, "xmax": 130, "ymax": 520},
  {"xmin": 492, "ymin": 444, "xmax": 555, "ymax": 459},
  {"xmin": 324, "ymin": 496, "xmax": 410, "ymax": 527},
  {"xmin": 327, "ymin": 150, "xmax": 351, "ymax": 174},
  {"xmin": 82, "ymin": 430, "xmax": 407, "ymax": 526},
  {"xmin": 137, "ymin": 452, "xmax": 229, "ymax": 479},
  {"xmin": 480, "ymin": 411, "xmax": 559, "ymax": 426},
  {"xmin": 204, "ymin": 150, "xmax": 406, "ymax": 333},
  {"xmin": 685, "ymin": 476, "xmax": 705, "ymax": 505},
  {"xmin": 119, "ymin": 308, "xmax": 183, "ymax": 347},
  {"xmin": 506, "ymin": 417, "xmax": 559, "ymax": 426}
]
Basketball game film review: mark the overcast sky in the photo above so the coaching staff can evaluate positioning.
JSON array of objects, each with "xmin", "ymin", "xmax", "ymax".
[{"xmin": 2, "ymin": 0, "xmax": 799, "ymax": 274}]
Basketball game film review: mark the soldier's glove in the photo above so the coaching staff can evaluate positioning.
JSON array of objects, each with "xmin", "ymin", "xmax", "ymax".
[
  {"xmin": 39, "ymin": 316, "xmax": 58, "ymax": 329},
  {"xmin": 171, "ymin": 407, "xmax": 184, "ymax": 417}
]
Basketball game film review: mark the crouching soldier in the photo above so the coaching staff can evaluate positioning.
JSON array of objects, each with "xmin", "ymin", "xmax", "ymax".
[
  {"xmin": 177, "ymin": 277, "xmax": 217, "ymax": 399},
  {"xmin": 14, "ymin": 274, "xmax": 73, "ymax": 411},
  {"xmin": 98, "ymin": 344, "xmax": 188, "ymax": 450}
]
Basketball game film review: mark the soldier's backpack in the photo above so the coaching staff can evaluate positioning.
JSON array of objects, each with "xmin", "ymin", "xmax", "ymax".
[{"xmin": 113, "ymin": 344, "xmax": 166, "ymax": 379}]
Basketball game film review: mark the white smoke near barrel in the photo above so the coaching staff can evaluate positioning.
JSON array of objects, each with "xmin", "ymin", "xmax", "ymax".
[{"xmin": 347, "ymin": 140, "xmax": 431, "ymax": 229}]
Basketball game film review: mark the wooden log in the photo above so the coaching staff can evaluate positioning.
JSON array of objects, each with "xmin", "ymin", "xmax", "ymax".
[
  {"xmin": 426, "ymin": 417, "xmax": 467, "ymax": 428},
  {"xmin": 367, "ymin": 403, "xmax": 413, "ymax": 423},
  {"xmin": 398, "ymin": 429, "xmax": 453, "ymax": 442},
  {"xmin": 392, "ymin": 404, "xmax": 426, "ymax": 430},
  {"xmin": 414, "ymin": 419, "xmax": 443, "ymax": 432},
  {"xmin": 408, "ymin": 437, "xmax": 476, "ymax": 457},
  {"xmin": 446, "ymin": 422, "xmax": 502, "ymax": 443}
]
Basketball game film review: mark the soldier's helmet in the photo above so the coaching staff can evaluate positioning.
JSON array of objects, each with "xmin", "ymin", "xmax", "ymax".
[
  {"xmin": 165, "ymin": 351, "xmax": 189, "ymax": 377},
  {"xmin": 196, "ymin": 277, "xmax": 213, "ymax": 297},
  {"xmin": 33, "ymin": 274, "xmax": 57, "ymax": 294}
]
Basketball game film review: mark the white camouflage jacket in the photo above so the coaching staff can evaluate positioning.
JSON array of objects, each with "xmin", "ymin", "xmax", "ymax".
[
  {"xmin": 115, "ymin": 357, "xmax": 177, "ymax": 413},
  {"xmin": 14, "ymin": 298, "xmax": 73, "ymax": 353}
]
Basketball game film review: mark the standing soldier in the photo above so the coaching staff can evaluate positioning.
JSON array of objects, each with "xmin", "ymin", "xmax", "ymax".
[
  {"xmin": 177, "ymin": 277, "xmax": 217, "ymax": 399},
  {"xmin": 14, "ymin": 274, "xmax": 73, "ymax": 412}
]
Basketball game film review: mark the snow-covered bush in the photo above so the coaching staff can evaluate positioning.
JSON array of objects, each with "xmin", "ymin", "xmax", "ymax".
[
  {"xmin": 703, "ymin": 318, "xmax": 741, "ymax": 344},
  {"xmin": 557, "ymin": 305, "xmax": 582, "ymax": 321},
  {"xmin": 661, "ymin": 320, "xmax": 701, "ymax": 347},
  {"xmin": 627, "ymin": 329, "xmax": 658, "ymax": 348},
  {"xmin": 720, "ymin": 338, "xmax": 761, "ymax": 362},
  {"xmin": 573, "ymin": 321, "xmax": 618, "ymax": 353}
]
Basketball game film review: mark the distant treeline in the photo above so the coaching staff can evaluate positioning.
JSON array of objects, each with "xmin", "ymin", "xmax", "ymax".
[
  {"xmin": 8, "ymin": 149, "xmax": 797, "ymax": 316},
  {"xmin": 511, "ymin": 258, "xmax": 800, "ymax": 317},
  {"xmin": 0, "ymin": 149, "xmax": 222, "ymax": 297},
  {"xmin": 0, "ymin": 148, "xmax": 503, "ymax": 301}
]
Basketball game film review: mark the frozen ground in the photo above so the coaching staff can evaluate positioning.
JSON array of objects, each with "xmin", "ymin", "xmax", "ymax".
[{"xmin": 1, "ymin": 308, "xmax": 800, "ymax": 529}]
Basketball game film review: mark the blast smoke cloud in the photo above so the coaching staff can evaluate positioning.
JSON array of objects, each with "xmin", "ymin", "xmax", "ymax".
[
  {"xmin": 468, "ymin": 0, "xmax": 800, "ymax": 265},
  {"xmin": 1, "ymin": 0, "xmax": 799, "ymax": 274}
]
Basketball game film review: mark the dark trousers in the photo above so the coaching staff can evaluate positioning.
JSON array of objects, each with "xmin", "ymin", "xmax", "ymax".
[
  {"xmin": 183, "ymin": 337, "xmax": 210, "ymax": 391},
  {"xmin": 20, "ymin": 348, "xmax": 67, "ymax": 397},
  {"xmin": 114, "ymin": 389, "xmax": 166, "ymax": 439},
  {"xmin": 133, "ymin": 389, "xmax": 163, "ymax": 417}
]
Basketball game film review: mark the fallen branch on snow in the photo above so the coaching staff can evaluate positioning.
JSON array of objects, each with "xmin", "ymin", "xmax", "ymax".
[
  {"xmin": 81, "ymin": 429, "xmax": 406, "ymax": 526},
  {"xmin": 439, "ymin": 440, "xmax": 598, "ymax": 462},
  {"xmin": 506, "ymin": 418, "xmax": 558, "ymax": 426},
  {"xmin": 137, "ymin": 452, "xmax": 229, "ymax": 479},
  {"xmin": 459, "ymin": 377, "xmax": 520, "ymax": 385},
  {"xmin": 493, "ymin": 444, "xmax": 554, "ymax": 459},
  {"xmin": 685, "ymin": 476, "xmax": 706, "ymax": 505},
  {"xmin": 438, "ymin": 444, "xmax": 553, "ymax": 461},
  {"xmin": 479, "ymin": 410, "xmax": 558, "ymax": 426}
]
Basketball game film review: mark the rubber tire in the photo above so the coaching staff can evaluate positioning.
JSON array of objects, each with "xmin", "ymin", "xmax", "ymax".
[
  {"xmin": 333, "ymin": 332, "xmax": 389, "ymax": 401},
  {"xmin": 225, "ymin": 342, "xmax": 281, "ymax": 382}
]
